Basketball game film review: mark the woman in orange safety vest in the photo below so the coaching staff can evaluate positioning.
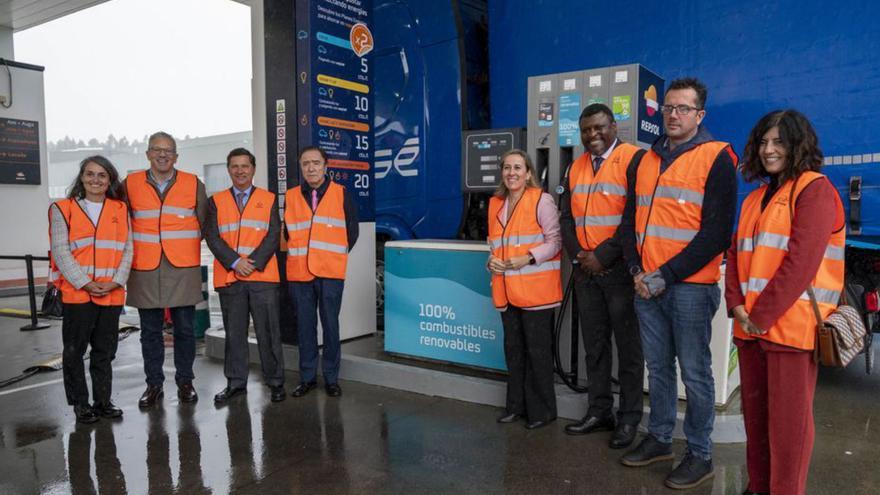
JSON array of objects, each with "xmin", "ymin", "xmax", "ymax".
[
  {"xmin": 48, "ymin": 156, "xmax": 132, "ymax": 425},
  {"xmin": 724, "ymin": 110, "xmax": 845, "ymax": 495},
  {"xmin": 488, "ymin": 149, "xmax": 562, "ymax": 430}
]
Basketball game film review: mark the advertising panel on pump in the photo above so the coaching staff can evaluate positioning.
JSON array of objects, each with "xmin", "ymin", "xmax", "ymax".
[{"xmin": 637, "ymin": 66, "xmax": 664, "ymax": 145}]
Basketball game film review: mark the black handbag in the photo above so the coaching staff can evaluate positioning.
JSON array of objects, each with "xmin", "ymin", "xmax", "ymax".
[{"xmin": 40, "ymin": 284, "xmax": 63, "ymax": 318}]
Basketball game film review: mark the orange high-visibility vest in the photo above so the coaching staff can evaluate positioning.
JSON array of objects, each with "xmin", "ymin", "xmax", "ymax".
[
  {"xmin": 126, "ymin": 170, "xmax": 201, "ymax": 270},
  {"xmin": 212, "ymin": 187, "xmax": 280, "ymax": 288},
  {"xmin": 734, "ymin": 172, "xmax": 845, "ymax": 350},
  {"xmin": 635, "ymin": 141, "xmax": 734, "ymax": 283},
  {"xmin": 488, "ymin": 187, "xmax": 562, "ymax": 309},
  {"xmin": 49, "ymin": 198, "xmax": 128, "ymax": 306},
  {"xmin": 568, "ymin": 143, "xmax": 641, "ymax": 251},
  {"xmin": 284, "ymin": 181, "xmax": 349, "ymax": 281}
]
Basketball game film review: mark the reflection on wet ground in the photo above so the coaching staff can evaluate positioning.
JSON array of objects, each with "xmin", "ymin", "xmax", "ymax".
[{"xmin": 0, "ymin": 312, "xmax": 878, "ymax": 494}]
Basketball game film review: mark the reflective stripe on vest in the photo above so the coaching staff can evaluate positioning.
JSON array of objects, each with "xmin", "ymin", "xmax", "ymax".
[
  {"xmin": 568, "ymin": 143, "xmax": 640, "ymax": 251},
  {"xmin": 734, "ymin": 171, "xmax": 845, "ymax": 350},
  {"xmin": 284, "ymin": 182, "xmax": 349, "ymax": 281},
  {"xmin": 488, "ymin": 187, "xmax": 562, "ymax": 309},
  {"xmin": 211, "ymin": 187, "xmax": 280, "ymax": 288},
  {"xmin": 49, "ymin": 198, "xmax": 128, "ymax": 306},
  {"xmin": 126, "ymin": 170, "xmax": 201, "ymax": 270},
  {"xmin": 634, "ymin": 141, "xmax": 734, "ymax": 283}
]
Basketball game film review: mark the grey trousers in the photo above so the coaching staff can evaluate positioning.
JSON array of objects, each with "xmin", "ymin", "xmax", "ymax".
[{"xmin": 218, "ymin": 282, "xmax": 285, "ymax": 388}]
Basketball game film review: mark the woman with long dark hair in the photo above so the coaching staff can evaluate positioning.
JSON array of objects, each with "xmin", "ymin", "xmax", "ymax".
[
  {"xmin": 488, "ymin": 149, "xmax": 562, "ymax": 429},
  {"xmin": 49, "ymin": 155, "xmax": 132, "ymax": 424},
  {"xmin": 725, "ymin": 110, "xmax": 845, "ymax": 495}
]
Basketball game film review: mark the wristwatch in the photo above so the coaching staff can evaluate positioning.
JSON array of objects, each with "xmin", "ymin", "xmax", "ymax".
[
  {"xmin": 528, "ymin": 253, "xmax": 536, "ymax": 265},
  {"xmin": 629, "ymin": 265, "xmax": 642, "ymax": 276}
]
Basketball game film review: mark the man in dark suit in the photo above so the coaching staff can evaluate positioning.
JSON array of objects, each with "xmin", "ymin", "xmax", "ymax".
[
  {"xmin": 559, "ymin": 104, "xmax": 645, "ymax": 448},
  {"xmin": 203, "ymin": 148, "xmax": 286, "ymax": 404}
]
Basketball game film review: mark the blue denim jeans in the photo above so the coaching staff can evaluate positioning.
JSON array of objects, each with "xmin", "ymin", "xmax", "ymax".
[
  {"xmin": 139, "ymin": 306, "xmax": 196, "ymax": 386},
  {"xmin": 634, "ymin": 282, "xmax": 720, "ymax": 460}
]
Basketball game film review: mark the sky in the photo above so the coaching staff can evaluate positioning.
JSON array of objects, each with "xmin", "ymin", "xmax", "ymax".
[{"xmin": 14, "ymin": 0, "xmax": 252, "ymax": 144}]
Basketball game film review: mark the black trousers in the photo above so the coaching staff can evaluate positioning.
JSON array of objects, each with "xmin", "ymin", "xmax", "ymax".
[
  {"xmin": 61, "ymin": 302, "xmax": 122, "ymax": 406},
  {"xmin": 501, "ymin": 306, "xmax": 557, "ymax": 422},
  {"xmin": 574, "ymin": 275, "xmax": 644, "ymax": 425},
  {"xmin": 218, "ymin": 282, "xmax": 285, "ymax": 388}
]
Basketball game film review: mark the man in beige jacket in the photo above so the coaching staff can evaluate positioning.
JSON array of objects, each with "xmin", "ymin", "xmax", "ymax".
[{"xmin": 125, "ymin": 131, "xmax": 207, "ymax": 408}]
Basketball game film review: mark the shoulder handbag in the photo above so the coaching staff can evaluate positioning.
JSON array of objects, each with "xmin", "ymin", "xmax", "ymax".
[
  {"xmin": 787, "ymin": 175, "xmax": 868, "ymax": 368},
  {"xmin": 807, "ymin": 287, "xmax": 867, "ymax": 367}
]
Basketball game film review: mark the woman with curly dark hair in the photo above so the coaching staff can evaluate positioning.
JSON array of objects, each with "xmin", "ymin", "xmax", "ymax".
[
  {"xmin": 49, "ymin": 156, "xmax": 132, "ymax": 424},
  {"xmin": 724, "ymin": 110, "xmax": 845, "ymax": 495}
]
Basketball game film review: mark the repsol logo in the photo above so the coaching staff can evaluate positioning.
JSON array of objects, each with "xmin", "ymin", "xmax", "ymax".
[{"xmin": 640, "ymin": 119, "xmax": 660, "ymax": 136}]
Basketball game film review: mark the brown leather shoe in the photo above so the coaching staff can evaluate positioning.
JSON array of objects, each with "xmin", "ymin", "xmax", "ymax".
[
  {"xmin": 177, "ymin": 383, "xmax": 198, "ymax": 403},
  {"xmin": 138, "ymin": 385, "xmax": 164, "ymax": 409}
]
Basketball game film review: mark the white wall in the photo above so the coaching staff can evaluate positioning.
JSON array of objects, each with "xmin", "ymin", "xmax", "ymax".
[{"xmin": 0, "ymin": 63, "xmax": 50, "ymax": 284}]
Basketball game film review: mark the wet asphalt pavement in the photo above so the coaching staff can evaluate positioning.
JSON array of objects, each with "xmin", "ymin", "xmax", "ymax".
[{"xmin": 0, "ymin": 301, "xmax": 878, "ymax": 494}]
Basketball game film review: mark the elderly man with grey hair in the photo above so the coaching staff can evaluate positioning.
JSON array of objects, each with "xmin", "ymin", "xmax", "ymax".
[{"xmin": 124, "ymin": 131, "xmax": 208, "ymax": 408}]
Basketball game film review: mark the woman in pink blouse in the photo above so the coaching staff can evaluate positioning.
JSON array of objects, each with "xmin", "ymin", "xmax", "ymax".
[{"xmin": 487, "ymin": 149, "xmax": 562, "ymax": 429}]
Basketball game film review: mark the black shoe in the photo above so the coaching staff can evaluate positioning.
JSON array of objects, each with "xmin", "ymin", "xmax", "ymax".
[
  {"xmin": 743, "ymin": 491, "xmax": 769, "ymax": 495},
  {"xmin": 496, "ymin": 412, "xmax": 522, "ymax": 424},
  {"xmin": 138, "ymin": 385, "xmax": 163, "ymax": 409},
  {"xmin": 213, "ymin": 386, "xmax": 247, "ymax": 404},
  {"xmin": 270, "ymin": 386, "xmax": 286, "ymax": 402},
  {"xmin": 620, "ymin": 435, "xmax": 674, "ymax": 467},
  {"xmin": 664, "ymin": 452, "xmax": 714, "ymax": 490},
  {"xmin": 564, "ymin": 415, "xmax": 615, "ymax": 436},
  {"xmin": 74, "ymin": 404, "xmax": 99, "ymax": 424},
  {"xmin": 291, "ymin": 381, "xmax": 317, "ymax": 397},
  {"xmin": 92, "ymin": 402, "xmax": 123, "ymax": 419},
  {"xmin": 525, "ymin": 417, "xmax": 556, "ymax": 430},
  {"xmin": 325, "ymin": 383, "xmax": 342, "ymax": 397},
  {"xmin": 177, "ymin": 383, "xmax": 198, "ymax": 403},
  {"xmin": 609, "ymin": 423, "xmax": 638, "ymax": 449}
]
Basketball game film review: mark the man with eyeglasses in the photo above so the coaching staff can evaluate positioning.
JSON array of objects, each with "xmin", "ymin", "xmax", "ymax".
[
  {"xmin": 618, "ymin": 78, "xmax": 738, "ymax": 490},
  {"xmin": 125, "ymin": 131, "xmax": 208, "ymax": 408}
]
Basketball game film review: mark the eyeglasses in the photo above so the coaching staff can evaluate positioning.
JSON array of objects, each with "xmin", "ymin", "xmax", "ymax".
[
  {"xmin": 659, "ymin": 104, "xmax": 702, "ymax": 115},
  {"xmin": 148, "ymin": 147, "xmax": 177, "ymax": 155}
]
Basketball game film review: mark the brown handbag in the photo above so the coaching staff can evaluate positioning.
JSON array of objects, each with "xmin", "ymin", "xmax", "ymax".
[
  {"xmin": 807, "ymin": 287, "xmax": 867, "ymax": 367},
  {"xmin": 786, "ymin": 176, "xmax": 867, "ymax": 367}
]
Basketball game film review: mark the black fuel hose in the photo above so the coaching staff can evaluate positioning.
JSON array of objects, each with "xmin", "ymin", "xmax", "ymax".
[
  {"xmin": 552, "ymin": 268, "xmax": 622, "ymax": 394},
  {"xmin": 553, "ymin": 271, "xmax": 588, "ymax": 393}
]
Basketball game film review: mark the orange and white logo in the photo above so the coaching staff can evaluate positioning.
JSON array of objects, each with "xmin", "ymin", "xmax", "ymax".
[
  {"xmin": 350, "ymin": 23, "xmax": 374, "ymax": 57},
  {"xmin": 644, "ymin": 85, "xmax": 659, "ymax": 116}
]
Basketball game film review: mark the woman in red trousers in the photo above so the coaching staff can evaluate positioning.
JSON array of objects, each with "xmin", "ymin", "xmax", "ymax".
[{"xmin": 725, "ymin": 110, "xmax": 845, "ymax": 495}]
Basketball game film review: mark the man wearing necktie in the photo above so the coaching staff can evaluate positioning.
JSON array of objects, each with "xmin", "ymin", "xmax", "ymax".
[
  {"xmin": 284, "ymin": 146, "xmax": 359, "ymax": 398},
  {"xmin": 203, "ymin": 148, "xmax": 286, "ymax": 404},
  {"xmin": 558, "ymin": 104, "xmax": 646, "ymax": 449}
]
